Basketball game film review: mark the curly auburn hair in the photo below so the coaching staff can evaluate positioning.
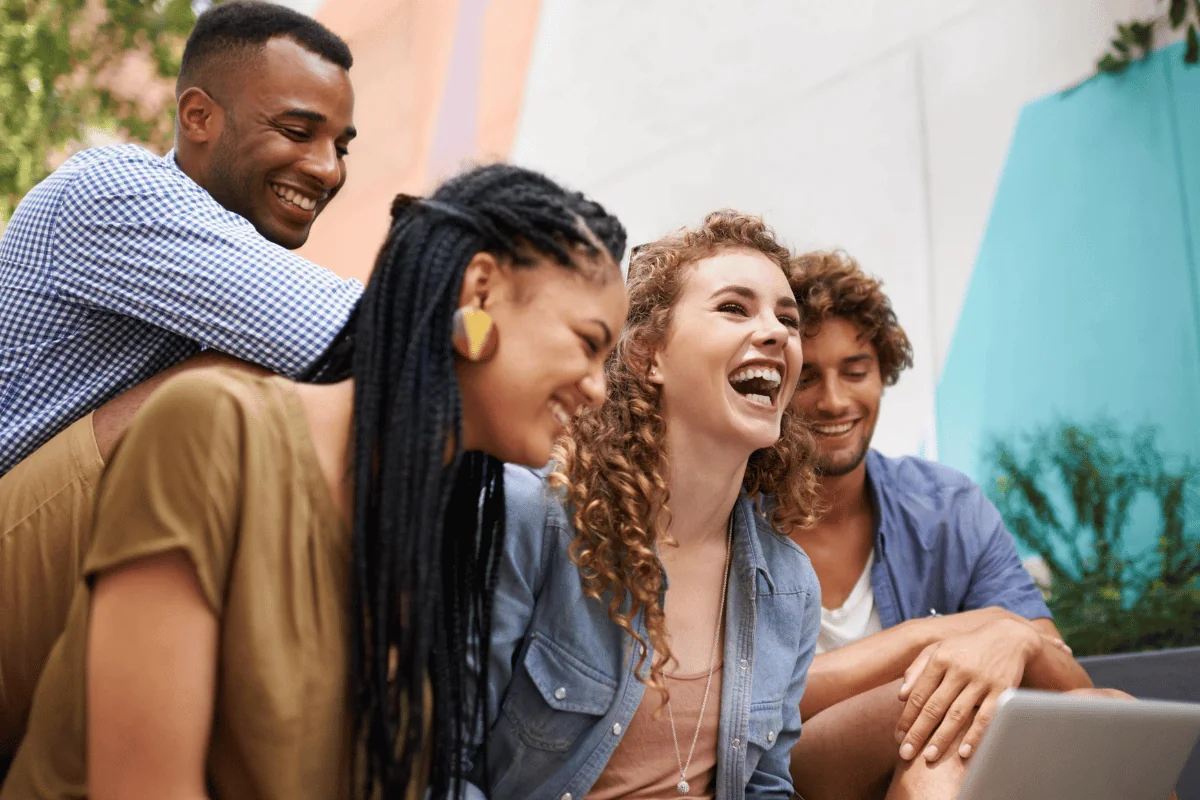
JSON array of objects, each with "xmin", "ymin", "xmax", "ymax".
[
  {"xmin": 790, "ymin": 249, "xmax": 913, "ymax": 386},
  {"xmin": 549, "ymin": 210, "xmax": 821, "ymax": 697}
]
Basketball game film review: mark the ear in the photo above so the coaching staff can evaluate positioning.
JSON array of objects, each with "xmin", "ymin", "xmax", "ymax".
[
  {"xmin": 647, "ymin": 351, "xmax": 665, "ymax": 386},
  {"xmin": 457, "ymin": 251, "xmax": 501, "ymax": 310},
  {"xmin": 177, "ymin": 87, "xmax": 224, "ymax": 145}
]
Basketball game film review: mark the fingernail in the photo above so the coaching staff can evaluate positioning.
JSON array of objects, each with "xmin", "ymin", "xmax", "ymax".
[
  {"xmin": 895, "ymin": 728, "xmax": 906, "ymax": 744},
  {"xmin": 899, "ymin": 682, "xmax": 909, "ymax": 694},
  {"xmin": 899, "ymin": 743, "xmax": 915, "ymax": 760},
  {"xmin": 959, "ymin": 744, "xmax": 973, "ymax": 758},
  {"xmin": 924, "ymin": 745, "xmax": 939, "ymax": 761}
]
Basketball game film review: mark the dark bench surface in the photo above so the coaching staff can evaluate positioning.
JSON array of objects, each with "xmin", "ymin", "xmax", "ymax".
[{"xmin": 1080, "ymin": 646, "xmax": 1200, "ymax": 799}]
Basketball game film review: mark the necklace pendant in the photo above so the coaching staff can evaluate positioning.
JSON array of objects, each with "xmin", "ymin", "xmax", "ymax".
[{"xmin": 677, "ymin": 780, "xmax": 690, "ymax": 794}]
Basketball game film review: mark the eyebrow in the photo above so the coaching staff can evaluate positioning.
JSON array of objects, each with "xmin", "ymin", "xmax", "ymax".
[
  {"xmin": 711, "ymin": 284, "xmax": 800, "ymax": 311},
  {"xmin": 843, "ymin": 354, "xmax": 874, "ymax": 365},
  {"xmin": 278, "ymin": 108, "xmax": 357, "ymax": 139}
]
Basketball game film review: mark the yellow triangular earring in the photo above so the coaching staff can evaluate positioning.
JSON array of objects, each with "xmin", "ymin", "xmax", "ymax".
[{"xmin": 452, "ymin": 305, "xmax": 497, "ymax": 361}]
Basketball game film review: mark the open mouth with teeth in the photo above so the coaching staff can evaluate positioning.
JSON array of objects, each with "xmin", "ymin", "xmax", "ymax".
[
  {"xmin": 728, "ymin": 364, "xmax": 783, "ymax": 409},
  {"xmin": 271, "ymin": 183, "xmax": 318, "ymax": 212},
  {"xmin": 811, "ymin": 420, "xmax": 857, "ymax": 437},
  {"xmin": 548, "ymin": 398, "xmax": 571, "ymax": 427}
]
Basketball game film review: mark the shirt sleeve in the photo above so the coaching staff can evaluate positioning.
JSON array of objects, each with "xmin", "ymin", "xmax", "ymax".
[
  {"xmin": 82, "ymin": 373, "xmax": 248, "ymax": 613},
  {"xmin": 958, "ymin": 487, "xmax": 1053, "ymax": 620},
  {"xmin": 50, "ymin": 154, "xmax": 362, "ymax": 378},
  {"xmin": 746, "ymin": 560, "xmax": 821, "ymax": 799}
]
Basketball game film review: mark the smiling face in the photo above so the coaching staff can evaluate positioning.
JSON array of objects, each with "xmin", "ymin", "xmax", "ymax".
[
  {"xmin": 650, "ymin": 249, "xmax": 803, "ymax": 455},
  {"xmin": 201, "ymin": 37, "xmax": 356, "ymax": 249},
  {"xmin": 456, "ymin": 253, "xmax": 629, "ymax": 467},
  {"xmin": 790, "ymin": 316, "xmax": 883, "ymax": 477}
]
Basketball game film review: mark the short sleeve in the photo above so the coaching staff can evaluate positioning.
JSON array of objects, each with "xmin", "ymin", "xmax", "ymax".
[
  {"xmin": 82, "ymin": 373, "xmax": 249, "ymax": 614},
  {"xmin": 959, "ymin": 488, "xmax": 1053, "ymax": 621}
]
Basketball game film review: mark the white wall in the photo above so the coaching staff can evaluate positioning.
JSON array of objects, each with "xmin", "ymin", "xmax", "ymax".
[{"xmin": 509, "ymin": 0, "xmax": 1163, "ymax": 458}]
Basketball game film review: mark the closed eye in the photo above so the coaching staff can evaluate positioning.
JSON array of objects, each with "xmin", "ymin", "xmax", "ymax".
[
  {"xmin": 581, "ymin": 335, "xmax": 600, "ymax": 355},
  {"xmin": 779, "ymin": 314, "xmax": 800, "ymax": 329}
]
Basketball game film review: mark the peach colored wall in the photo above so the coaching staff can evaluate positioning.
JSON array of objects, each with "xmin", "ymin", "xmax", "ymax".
[{"xmin": 297, "ymin": 0, "xmax": 542, "ymax": 282}]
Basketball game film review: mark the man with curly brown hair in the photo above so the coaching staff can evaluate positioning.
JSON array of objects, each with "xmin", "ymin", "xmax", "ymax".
[{"xmin": 785, "ymin": 251, "xmax": 1095, "ymax": 799}]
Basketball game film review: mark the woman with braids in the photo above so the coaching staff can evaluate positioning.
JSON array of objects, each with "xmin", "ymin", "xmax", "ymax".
[
  {"xmin": 466, "ymin": 211, "xmax": 823, "ymax": 800},
  {"xmin": 0, "ymin": 164, "xmax": 628, "ymax": 800}
]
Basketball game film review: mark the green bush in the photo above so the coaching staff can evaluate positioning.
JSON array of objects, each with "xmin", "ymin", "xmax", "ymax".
[{"xmin": 987, "ymin": 420, "xmax": 1200, "ymax": 656}]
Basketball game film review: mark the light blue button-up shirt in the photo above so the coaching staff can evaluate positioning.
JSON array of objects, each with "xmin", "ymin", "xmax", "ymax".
[
  {"xmin": 465, "ymin": 465, "xmax": 821, "ymax": 800},
  {"xmin": 863, "ymin": 449, "xmax": 1052, "ymax": 627}
]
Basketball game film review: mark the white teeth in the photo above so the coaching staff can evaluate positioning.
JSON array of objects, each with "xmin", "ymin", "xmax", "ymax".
[
  {"xmin": 549, "ymin": 400, "xmax": 571, "ymax": 426},
  {"xmin": 272, "ymin": 185, "xmax": 316, "ymax": 211},
  {"xmin": 744, "ymin": 393, "xmax": 773, "ymax": 407},
  {"xmin": 729, "ymin": 365, "xmax": 782, "ymax": 385},
  {"xmin": 813, "ymin": 421, "xmax": 854, "ymax": 435}
]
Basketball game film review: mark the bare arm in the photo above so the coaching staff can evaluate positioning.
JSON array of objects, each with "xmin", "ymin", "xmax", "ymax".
[
  {"xmin": 1023, "ymin": 618, "xmax": 1093, "ymax": 691},
  {"xmin": 87, "ymin": 551, "xmax": 218, "ymax": 800},
  {"xmin": 800, "ymin": 607, "xmax": 1011, "ymax": 719}
]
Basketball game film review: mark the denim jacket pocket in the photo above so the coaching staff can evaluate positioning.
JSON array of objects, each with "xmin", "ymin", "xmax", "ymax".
[
  {"xmin": 747, "ymin": 700, "xmax": 784, "ymax": 754},
  {"xmin": 502, "ymin": 633, "xmax": 618, "ymax": 752}
]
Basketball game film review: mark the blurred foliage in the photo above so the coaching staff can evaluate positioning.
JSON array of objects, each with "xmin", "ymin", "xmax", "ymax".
[
  {"xmin": 1097, "ymin": 0, "xmax": 1200, "ymax": 75},
  {"xmin": 988, "ymin": 420, "xmax": 1200, "ymax": 656},
  {"xmin": 0, "ymin": 0, "xmax": 201, "ymax": 221}
]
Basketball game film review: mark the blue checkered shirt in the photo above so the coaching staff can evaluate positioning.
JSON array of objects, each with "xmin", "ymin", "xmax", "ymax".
[{"xmin": 0, "ymin": 144, "xmax": 363, "ymax": 474}]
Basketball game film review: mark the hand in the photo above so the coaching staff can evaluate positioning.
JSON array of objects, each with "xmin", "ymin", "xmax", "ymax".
[{"xmin": 894, "ymin": 618, "xmax": 1064, "ymax": 763}]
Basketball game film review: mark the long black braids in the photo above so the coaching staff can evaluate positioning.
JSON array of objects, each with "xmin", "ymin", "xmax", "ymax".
[{"xmin": 317, "ymin": 163, "xmax": 625, "ymax": 799}]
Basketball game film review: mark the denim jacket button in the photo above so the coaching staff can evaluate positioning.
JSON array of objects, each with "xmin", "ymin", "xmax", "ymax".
[
  {"xmin": 732, "ymin": 738, "xmax": 741, "ymax": 748},
  {"xmin": 767, "ymin": 730, "xmax": 775, "ymax": 743},
  {"xmin": 554, "ymin": 687, "xmax": 567, "ymax": 700},
  {"xmin": 612, "ymin": 722, "xmax": 622, "ymax": 735},
  {"xmin": 739, "ymin": 658, "xmax": 749, "ymax": 670},
  {"xmin": 561, "ymin": 794, "xmax": 573, "ymax": 800}
]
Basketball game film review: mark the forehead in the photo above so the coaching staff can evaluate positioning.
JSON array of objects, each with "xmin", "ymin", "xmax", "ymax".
[
  {"xmin": 235, "ymin": 37, "xmax": 354, "ymax": 120},
  {"xmin": 516, "ymin": 260, "xmax": 628, "ymax": 315},
  {"xmin": 682, "ymin": 249, "xmax": 790, "ymax": 300},
  {"xmin": 803, "ymin": 317, "xmax": 875, "ymax": 362}
]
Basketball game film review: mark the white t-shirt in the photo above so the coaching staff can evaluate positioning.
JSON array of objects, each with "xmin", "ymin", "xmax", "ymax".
[{"xmin": 816, "ymin": 551, "xmax": 884, "ymax": 655}]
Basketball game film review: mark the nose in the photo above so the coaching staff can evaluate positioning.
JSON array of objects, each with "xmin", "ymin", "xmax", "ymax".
[
  {"xmin": 817, "ymin": 375, "xmax": 850, "ymax": 416},
  {"xmin": 579, "ymin": 368, "xmax": 607, "ymax": 408},
  {"xmin": 300, "ymin": 139, "xmax": 343, "ymax": 191},
  {"xmin": 752, "ymin": 311, "xmax": 790, "ymax": 350}
]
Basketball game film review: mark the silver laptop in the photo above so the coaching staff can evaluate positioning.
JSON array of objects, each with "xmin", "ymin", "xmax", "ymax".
[{"xmin": 958, "ymin": 689, "xmax": 1200, "ymax": 800}]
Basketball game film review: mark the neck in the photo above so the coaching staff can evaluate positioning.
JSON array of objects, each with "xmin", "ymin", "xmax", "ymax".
[
  {"xmin": 172, "ymin": 145, "xmax": 207, "ymax": 191},
  {"xmin": 815, "ymin": 454, "xmax": 871, "ymax": 526},
  {"xmin": 660, "ymin": 422, "xmax": 749, "ymax": 549}
]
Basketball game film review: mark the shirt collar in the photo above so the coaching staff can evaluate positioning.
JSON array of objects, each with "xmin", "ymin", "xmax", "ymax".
[{"xmin": 733, "ymin": 493, "xmax": 779, "ymax": 594}]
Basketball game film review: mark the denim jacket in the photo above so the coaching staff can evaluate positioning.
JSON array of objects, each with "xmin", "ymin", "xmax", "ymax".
[{"xmin": 464, "ymin": 465, "xmax": 821, "ymax": 800}]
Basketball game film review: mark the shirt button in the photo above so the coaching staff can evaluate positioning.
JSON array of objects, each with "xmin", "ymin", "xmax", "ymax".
[
  {"xmin": 767, "ymin": 731, "xmax": 775, "ymax": 743},
  {"xmin": 732, "ymin": 738, "xmax": 741, "ymax": 748},
  {"xmin": 561, "ymin": 795, "xmax": 573, "ymax": 800},
  {"xmin": 554, "ymin": 687, "xmax": 566, "ymax": 700},
  {"xmin": 739, "ymin": 658, "xmax": 749, "ymax": 671},
  {"xmin": 612, "ymin": 723, "xmax": 622, "ymax": 735}
]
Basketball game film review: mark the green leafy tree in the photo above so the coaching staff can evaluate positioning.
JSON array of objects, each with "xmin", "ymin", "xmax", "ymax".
[
  {"xmin": 0, "ymin": 0, "xmax": 201, "ymax": 221},
  {"xmin": 1098, "ymin": 0, "xmax": 1200, "ymax": 74},
  {"xmin": 988, "ymin": 420, "xmax": 1200, "ymax": 655}
]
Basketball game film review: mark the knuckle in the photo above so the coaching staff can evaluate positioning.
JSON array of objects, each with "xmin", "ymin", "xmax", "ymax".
[{"xmin": 920, "ymin": 702, "xmax": 945, "ymax": 721}]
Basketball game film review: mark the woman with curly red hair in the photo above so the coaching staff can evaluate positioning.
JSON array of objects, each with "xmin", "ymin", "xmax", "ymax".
[{"xmin": 462, "ymin": 211, "xmax": 823, "ymax": 800}]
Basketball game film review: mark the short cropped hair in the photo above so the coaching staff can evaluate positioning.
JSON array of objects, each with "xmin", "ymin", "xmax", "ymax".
[
  {"xmin": 791, "ymin": 249, "xmax": 913, "ymax": 386},
  {"xmin": 178, "ymin": 0, "xmax": 352, "ymax": 94}
]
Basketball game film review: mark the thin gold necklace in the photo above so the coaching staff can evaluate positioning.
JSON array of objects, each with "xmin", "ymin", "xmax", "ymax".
[{"xmin": 664, "ymin": 513, "xmax": 733, "ymax": 795}]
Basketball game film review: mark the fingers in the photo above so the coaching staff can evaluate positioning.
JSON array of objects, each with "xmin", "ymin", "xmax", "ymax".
[
  {"xmin": 957, "ymin": 693, "xmax": 999, "ymax": 760},
  {"xmin": 919, "ymin": 684, "xmax": 985, "ymax": 762},
  {"xmin": 897, "ymin": 673, "xmax": 968, "ymax": 761},
  {"xmin": 898, "ymin": 643, "xmax": 937, "ymax": 702}
]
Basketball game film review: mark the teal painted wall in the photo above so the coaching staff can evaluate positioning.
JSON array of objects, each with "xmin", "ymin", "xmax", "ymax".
[{"xmin": 937, "ymin": 43, "xmax": 1200, "ymax": 560}]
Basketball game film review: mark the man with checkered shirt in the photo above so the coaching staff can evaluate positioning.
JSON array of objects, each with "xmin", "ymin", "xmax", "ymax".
[{"xmin": 0, "ymin": 1, "xmax": 361, "ymax": 757}]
